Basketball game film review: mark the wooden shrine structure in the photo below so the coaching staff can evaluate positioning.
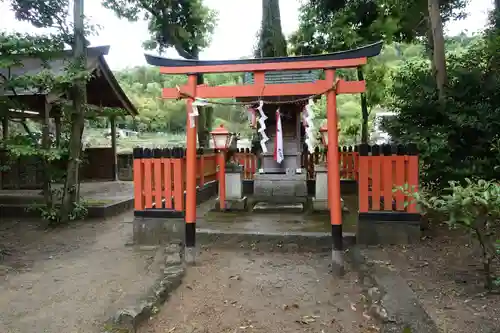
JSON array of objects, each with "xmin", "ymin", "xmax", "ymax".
[{"xmin": 143, "ymin": 41, "xmax": 386, "ymax": 269}]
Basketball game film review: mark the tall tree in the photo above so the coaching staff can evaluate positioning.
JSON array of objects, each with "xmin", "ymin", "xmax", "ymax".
[
  {"xmin": 290, "ymin": 0, "xmax": 468, "ymax": 54},
  {"xmin": 290, "ymin": 0, "xmax": 468, "ymax": 142},
  {"xmin": 4, "ymin": 0, "xmax": 94, "ymax": 222},
  {"xmin": 428, "ymin": 0, "xmax": 448, "ymax": 103},
  {"xmin": 103, "ymin": 0, "xmax": 217, "ymax": 147},
  {"xmin": 256, "ymin": 0, "xmax": 287, "ymax": 57},
  {"xmin": 60, "ymin": 0, "xmax": 87, "ymax": 221}
]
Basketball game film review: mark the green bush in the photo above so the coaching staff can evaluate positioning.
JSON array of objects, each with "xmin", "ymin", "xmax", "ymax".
[
  {"xmin": 401, "ymin": 179, "xmax": 500, "ymax": 291},
  {"xmin": 383, "ymin": 39, "xmax": 500, "ymax": 189}
]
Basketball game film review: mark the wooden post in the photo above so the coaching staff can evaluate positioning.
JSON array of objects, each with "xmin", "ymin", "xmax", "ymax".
[
  {"xmin": 325, "ymin": 69, "xmax": 344, "ymax": 276},
  {"xmin": 2, "ymin": 116, "xmax": 8, "ymax": 140},
  {"xmin": 218, "ymin": 150, "xmax": 226, "ymax": 210},
  {"xmin": 198, "ymin": 148, "xmax": 205, "ymax": 187},
  {"xmin": 185, "ymin": 74, "xmax": 198, "ymax": 264},
  {"xmin": 41, "ymin": 100, "xmax": 53, "ymax": 205},
  {"xmin": 110, "ymin": 116, "xmax": 118, "ymax": 181},
  {"xmin": 133, "ymin": 148, "xmax": 144, "ymax": 211}
]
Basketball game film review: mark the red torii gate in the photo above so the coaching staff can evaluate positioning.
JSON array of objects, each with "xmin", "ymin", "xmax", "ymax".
[{"xmin": 145, "ymin": 41, "xmax": 383, "ymax": 271}]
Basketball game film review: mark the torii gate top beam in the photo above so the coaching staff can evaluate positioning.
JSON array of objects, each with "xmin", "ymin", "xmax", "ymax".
[{"xmin": 145, "ymin": 41, "xmax": 383, "ymax": 74}]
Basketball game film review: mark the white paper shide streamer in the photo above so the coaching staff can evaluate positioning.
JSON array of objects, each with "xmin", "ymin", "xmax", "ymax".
[
  {"xmin": 274, "ymin": 109, "xmax": 284, "ymax": 164},
  {"xmin": 256, "ymin": 100, "xmax": 268, "ymax": 153},
  {"xmin": 190, "ymin": 98, "xmax": 208, "ymax": 128},
  {"xmin": 303, "ymin": 98, "xmax": 316, "ymax": 154}
]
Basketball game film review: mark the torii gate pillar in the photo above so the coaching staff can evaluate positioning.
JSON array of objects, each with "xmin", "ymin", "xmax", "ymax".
[
  {"xmin": 326, "ymin": 69, "xmax": 343, "ymax": 275},
  {"xmin": 184, "ymin": 74, "xmax": 198, "ymax": 264}
]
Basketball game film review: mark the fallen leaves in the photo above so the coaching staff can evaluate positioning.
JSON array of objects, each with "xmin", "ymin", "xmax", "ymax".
[{"xmin": 295, "ymin": 315, "xmax": 320, "ymax": 325}]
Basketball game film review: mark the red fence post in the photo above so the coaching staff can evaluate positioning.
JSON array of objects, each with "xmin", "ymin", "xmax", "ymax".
[
  {"xmin": 251, "ymin": 149, "xmax": 257, "ymax": 179},
  {"xmin": 340, "ymin": 146, "xmax": 346, "ymax": 179},
  {"xmin": 172, "ymin": 148, "xmax": 184, "ymax": 212},
  {"xmin": 153, "ymin": 148, "xmax": 163, "ymax": 208},
  {"xmin": 393, "ymin": 145, "xmax": 407, "ymax": 211},
  {"xmin": 358, "ymin": 144, "xmax": 370, "ymax": 213},
  {"xmin": 207, "ymin": 152, "xmax": 217, "ymax": 182},
  {"xmin": 370, "ymin": 145, "xmax": 382, "ymax": 211},
  {"xmin": 406, "ymin": 144, "xmax": 419, "ymax": 213},
  {"xmin": 142, "ymin": 148, "xmax": 154, "ymax": 209},
  {"xmin": 353, "ymin": 146, "xmax": 359, "ymax": 181},
  {"xmin": 244, "ymin": 148, "xmax": 250, "ymax": 179},
  {"xmin": 133, "ymin": 147, "xmax": 145, "ymax": 211},
  {"xmin": 162, "ymin": 148, "xmax": 173, "ymax": 209},
  {"xmin": 198, "ymin": 148, "xmax": 205, "ymax": 187}
]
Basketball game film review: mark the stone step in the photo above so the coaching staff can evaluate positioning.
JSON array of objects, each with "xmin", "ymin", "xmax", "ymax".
[
  {"xmin": 252, "ymin": 202, "xmax": 305, "ymax": 214},
  {"xmin": 250, "ymin": 195, "xmax": 309, "ymax": 205}
]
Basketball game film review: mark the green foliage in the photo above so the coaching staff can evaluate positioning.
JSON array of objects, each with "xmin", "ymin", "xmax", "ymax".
[
  {"xmin": 400, "ymin": 179, "xmax": 500, "ymax": 290},
  {"xmin": 383, "ymin": 37, "xmax": 500, "ymax": 188},
  {"xmin": 28, "ymin": 199, "xmax": 88, "ymax": 225},
  {"xmin": 7, "ymin": 0, "xmax": 69, "ymax": 29},
  {"xmin": 102, "ymin": 0, "xmax": 217, "ymax": 57},
  {"xmin": 0, "ymin": 13, "xmax": 96, "ymax": 223},
  {"xmin": 290, "ymin": 0, "xmax": 469, "ymax": 55},
  {"xmin": 114, "ymin": 66, "xmax": 250, "ymax": 136}
]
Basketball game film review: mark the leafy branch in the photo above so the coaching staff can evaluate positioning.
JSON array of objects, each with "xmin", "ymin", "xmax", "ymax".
[{"xmin": 398, "ymin": 179, "xmax": 500, "ymax": 291}]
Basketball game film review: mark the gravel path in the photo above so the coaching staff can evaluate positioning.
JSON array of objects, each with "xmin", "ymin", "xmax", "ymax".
[
  {"xmin": 0, "ymin": 211, "xmax": 163, "ymax": 333},
  {"xmin": 139, "ymin": 249, "xmax": 379, "ymax": 333}
]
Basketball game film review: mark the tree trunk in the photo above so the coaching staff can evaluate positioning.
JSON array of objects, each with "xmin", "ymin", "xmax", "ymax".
[
  {"xmin": 60, "ymin": 0, "xmax": 87, "ymax": 222},
  {"xmin": 189, "ymin": 46, "xmax": 210, "ymax": 148},
  {"xmin": 41, "ymin": 100, "xmax": 53, "ymax": 208},
  {"xmin": 357, "ymin": 67, "xmax": 369, "ymax": 144},
  {"xmin": 428, "ymin": 0, "xmax": 447, "ymax": 103},
  {"xmin": 259, "ymin": 0, "xmax": 287, "ymax": 57},
  {"xmin": 196, "ymin": 73, "xmax": 211, "ymax": 148}
]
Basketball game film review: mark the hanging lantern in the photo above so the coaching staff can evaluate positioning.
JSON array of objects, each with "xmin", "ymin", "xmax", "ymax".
[{"xmin": 210, "ymin": 124, "xmax": 232, "ymax": 150}]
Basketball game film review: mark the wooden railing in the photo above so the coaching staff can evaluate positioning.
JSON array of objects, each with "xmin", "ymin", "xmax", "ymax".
[
  {"xmin": 234, "ymin": 148, "xmax": 257, "ymax": 180},
  {"xmin": 358, "ymin": 144, "xmax": 419, "ymax": 213},
  {"xmin": 303, "ymin": 146, "xmax": 359, "ymax": 181},
  {"xmin": 133, "ymin": 147, "xmax": 217, "ymax": 212}
]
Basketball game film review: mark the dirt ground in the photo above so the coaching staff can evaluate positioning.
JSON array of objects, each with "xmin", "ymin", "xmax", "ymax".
[
  {"xmin": 0, "ymin": 211, "xmax": 164, "ymax": 333},
  {"xmin": 139, "ymin": 249, "xmax": 379, "ymax": 333},
  {"xmin": 362, "ymin": 225, "xmax": 500, "ymax": 333}
]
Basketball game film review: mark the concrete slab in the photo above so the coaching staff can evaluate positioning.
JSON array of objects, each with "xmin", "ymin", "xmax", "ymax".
[
  {"xmin": 200, "ymin": 211, "xmax": 340, "ymax": 233},
  {"xmin": 196, "ymin": 228, "xmax": 356, "ymax": 252}
]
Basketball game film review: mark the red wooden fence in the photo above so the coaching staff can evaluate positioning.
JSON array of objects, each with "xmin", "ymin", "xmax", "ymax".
[
  {"xmin": 228, "ymin": 146, "xmax": 360, "ymax": 180},
  {"xmin": 133, "ymin": 147, "xmax": 217, "ymax": 212},
  {"xmin": 234, "ymin": 148, "xmax": 257, "ymax": 180},
  {"xmin": 133, "ymin": 144, "xmax": 418, "ymax": 213},
  {"xmin": 358, "ymin": 144, "xmax": 419, "ymax": 213},
  {"xmin": 303, "ymin": 146, "xmax": 359, "ymax": 181}
]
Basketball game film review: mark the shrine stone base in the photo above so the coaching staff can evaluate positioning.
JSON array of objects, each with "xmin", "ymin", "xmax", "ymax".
[
  {"xmin": 358, "ymin": 212, "xmax": 421, "ymax": 245},
  {"xmin": 215, "ymin": 196, "xmax": 248, "ymax": 211},
  {"xmin": 253, "ymin": 172, "xmax": 307, "ymax": 202}
]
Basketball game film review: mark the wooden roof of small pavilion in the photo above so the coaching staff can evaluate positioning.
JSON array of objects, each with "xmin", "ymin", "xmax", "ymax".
[{"xmin": 0, "ymin": 46, "xmax": 137, "ymax": 118}]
